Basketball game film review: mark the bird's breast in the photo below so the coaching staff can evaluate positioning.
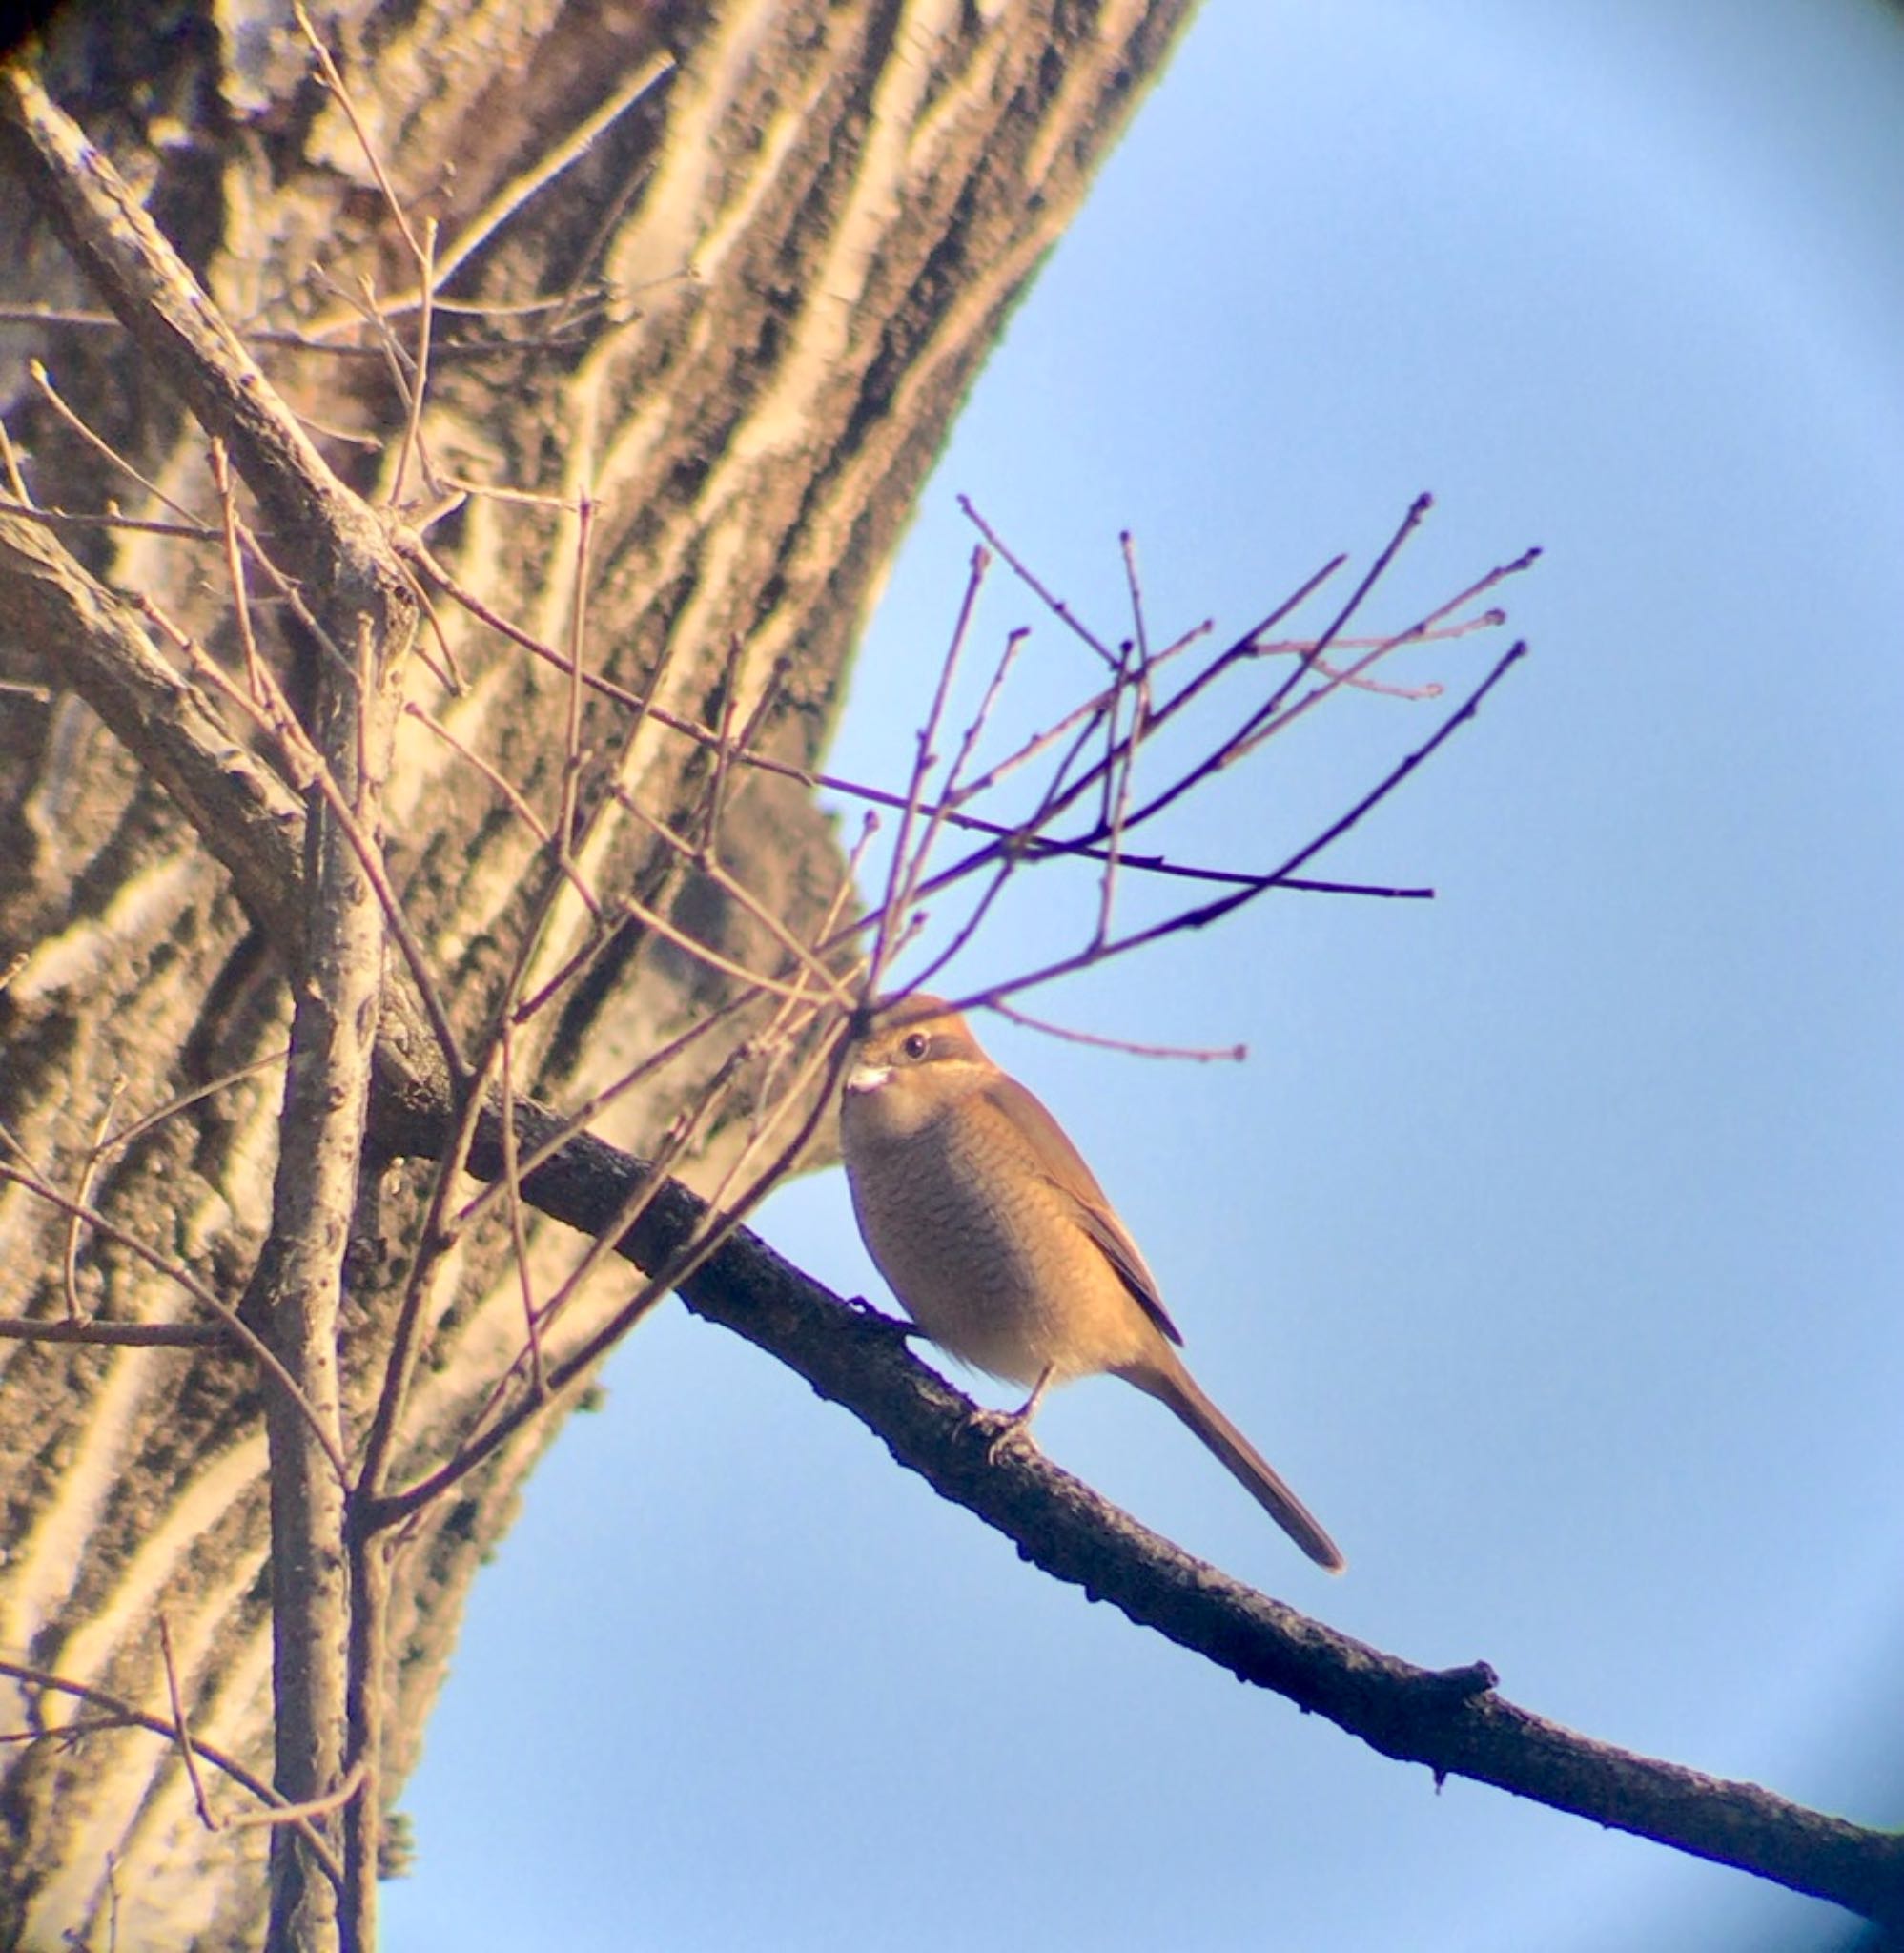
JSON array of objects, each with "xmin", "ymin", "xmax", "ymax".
[{"xmin": 843, "ymin": 1100, "xmax": 1157, "ymax": 1387}]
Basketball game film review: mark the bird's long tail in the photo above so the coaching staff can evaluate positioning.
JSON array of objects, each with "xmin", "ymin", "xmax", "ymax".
[{"xmin": 1120, "ymin": 1354, "xmax": 1345, "ymax": 1573}]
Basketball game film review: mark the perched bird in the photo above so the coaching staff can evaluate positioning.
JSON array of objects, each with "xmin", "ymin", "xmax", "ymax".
[{"xmin": 839, "ymin": 992, "xmax": 1344, "ymax": 1572}]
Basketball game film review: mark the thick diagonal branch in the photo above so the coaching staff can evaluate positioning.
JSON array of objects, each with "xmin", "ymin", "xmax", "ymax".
[{"xmin": 0, "ymin": 63, "xmax": 408, "ymax": 618}]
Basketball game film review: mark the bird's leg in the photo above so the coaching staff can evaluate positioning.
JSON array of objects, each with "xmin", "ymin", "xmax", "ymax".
[
  {"xmin": 1011, "ymin": 1365, "xmax": 1056, "ymax": 1426},
  {"xmin": 979, "ymin": 1363, "xmax": 1055, "ymax": 1464}
]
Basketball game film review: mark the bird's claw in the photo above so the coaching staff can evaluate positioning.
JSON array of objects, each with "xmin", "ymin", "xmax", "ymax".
[
  {"xmin": 974, "ymin": 1405, "xmax": 1040, "ymax": 1467},
  {"xmin": 844, "ymin": 1294, "xmax": 921, "ymax": 1340}
]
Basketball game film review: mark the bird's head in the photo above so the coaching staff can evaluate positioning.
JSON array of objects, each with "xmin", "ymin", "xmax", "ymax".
[{"xmin": 841, "ymin": 993, "xmax": 994, "ymax": 1141}]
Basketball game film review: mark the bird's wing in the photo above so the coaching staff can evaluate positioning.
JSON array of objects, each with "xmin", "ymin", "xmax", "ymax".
[{"xmin": 979, "ymin": 1074, "xmax": 1185, "ymax": 1347}]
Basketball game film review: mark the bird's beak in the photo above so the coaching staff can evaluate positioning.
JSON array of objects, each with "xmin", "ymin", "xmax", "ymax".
[{"xmin": 843, "ymin": 1061, "xmax": 891, "ymax": 1096}]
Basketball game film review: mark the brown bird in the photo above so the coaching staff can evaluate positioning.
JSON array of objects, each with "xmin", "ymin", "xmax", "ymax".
[{"xmin": 839, "ymin": 992, "xmax": 1344, "ymax": 1572}]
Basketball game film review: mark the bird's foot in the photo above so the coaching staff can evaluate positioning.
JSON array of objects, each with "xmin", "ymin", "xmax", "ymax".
[
  {"xmin": 972, "ymin": 1404, "xmax": 1042, "ymax": 1467},
  {"xmin": 843, "ymin": 1294, "xmax": 925, "ymax": 1341},
  {"xmin": 974, "ymin": 1366, "xmax": 1055, "ymax": 1465}
]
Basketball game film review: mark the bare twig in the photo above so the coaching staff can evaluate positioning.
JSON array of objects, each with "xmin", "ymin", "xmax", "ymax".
[
  {"xmin": 61, "ymin": 1075, "xmax": 125, "ymax": 1321},
  {"xmin": 958, "ymin": 492, "xmax": 1118, "ymax": 666},
  {"xmin": 29, "ymin": 359, "xmax": 199, "ymax": 524},
  {"xmin": 0, "ymin": 1658, "xmax": 343, "ymax": 1888},
  {"xmin": 367, "ymin": 1025, "xmax": 857, "ymax": 1534},
  {"xmin": 943, "ymin": 637, "xmax": 1531, "ymax": 1021},
  {"xmin": 0, "ymin": 1158, "xmax": 348, "ymax": 1477},
  {"xmin": 174, "ymin": 617, "xmax": 464, "ymax": 1086},
  {"xmin": 988, "ymin": 997, "xmax": 1246, "ymax": 1062},
  {"xmin": 390, "ymin": 216, "xmax": 439, "ymax": 506},
  {"xmin": 498, "ymin": 1019, "xmax": 548, "ymax": 1401},
  {"xmin": 868, "ymin": 545, "xmax": 992, "ymax": 993},
  {"xmin": 430, "ymin": 52, "xmax": 674, "ymax": 291},
  {"xmin": 297, "ymin": 51, "xmax": 675, "ymax": 343},
  {"xmin": 0, "ymin": 415, "xmax": 33, "ymax": 503},
  {"xmin": 405, "ymin": 537, "xmax": 1417, "ymax": 899},
  {"xmin": 557, "ymin": 492, "xmax": 596, "ymax": 859},
  {"xmin": 292, "ymin": 3, "xmax": 428, "ymax": 265},
  {"xmin": 225, "ymin": 1760, "xmax": 368, "ymax": 1834},
  {"xmin": 613, "ymin": 790, "xmax": 856, "ymax": 1009},
  {"xmin": 209, "ymin": 441, "xmax": 266, "ymax": 699},
  {"xmin": 0, "ymin": 1315, "xmax": 226, "ymax": 1347},
  {"xmin": 158, "ymin": 1616, "xmax": 216, "ymax": 1835},
  {"xmin": 403, "ymin": 703, "xmax": 603, "ymax": 915},
  {"xmin": 0, "ymin": 497, "xmax": 219, "ymax": 541}
]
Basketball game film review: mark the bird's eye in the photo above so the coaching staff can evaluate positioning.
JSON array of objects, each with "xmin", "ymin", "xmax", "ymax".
[{"xmin": 901, "ymin": 1032, "xmax": 930, "ymax": 1061}]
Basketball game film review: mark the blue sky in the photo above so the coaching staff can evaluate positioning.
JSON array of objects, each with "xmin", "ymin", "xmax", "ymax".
[{"xmin": 384, "ymin": 4, "xmax": 1904, "ymax": 1948}]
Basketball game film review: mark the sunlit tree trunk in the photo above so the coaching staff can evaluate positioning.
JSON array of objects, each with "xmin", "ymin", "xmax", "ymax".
[{"xmin": 0, "ymin": 1, "xmax": 1195, "ymax": 1943}]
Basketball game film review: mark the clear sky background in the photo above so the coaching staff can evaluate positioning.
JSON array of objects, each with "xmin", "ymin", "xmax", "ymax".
[{"xmin": 383, "ymin": 3, "xmax": 1904, "ymax": 1948}]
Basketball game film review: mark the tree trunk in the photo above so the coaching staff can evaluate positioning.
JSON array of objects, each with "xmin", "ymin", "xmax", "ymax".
[{"xmin": 0, "ymin": 0, "xmax": 1195, "ymax": 1943}]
